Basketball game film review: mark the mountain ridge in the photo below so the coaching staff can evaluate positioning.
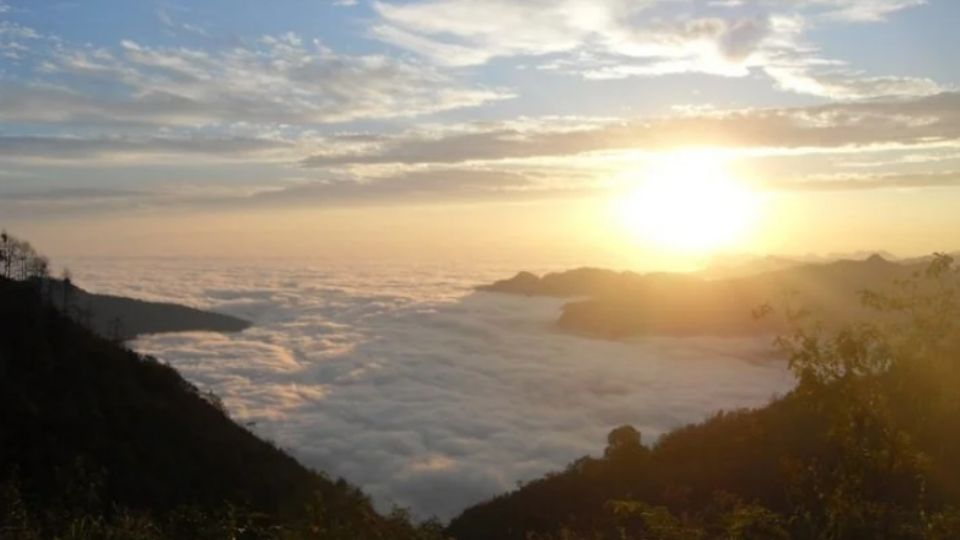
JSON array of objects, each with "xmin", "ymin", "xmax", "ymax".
[
  {"xmin": 478, "ymin": 255, "xmax": 930, "ymax": 338},
  {"xmin": 450, "ymin": 254, "xmax": 960, "ymax": 539},
  {"xmin": 0, "ymin": 275, "xmax": 442, "ymax": 538},
  {"xmin": 42, "ymin": 277, "xmax": 252, "ymax": 341}
]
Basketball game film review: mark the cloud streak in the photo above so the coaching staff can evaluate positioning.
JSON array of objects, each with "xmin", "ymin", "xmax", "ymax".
[
  {"xmin": 371, "ymin": 0, "xmax": 939, "ymax": 99},
  {"xmin": 0, "ymin": 135, "xmax": 289, "ymax": 161},
  {"xmin": 0, "ymin": 32, "xmax": 511, "ymax": 127},
  {"xmin": 2, "ymin": 92, "xmax": 958, "ymax": 217},
  {"xmin": 776, "ymin": 170, "xmax": 960, "ymax": 191},
  {"xmin": 303, "ymin": 92, "xmax": 960, "ymax": 167}
]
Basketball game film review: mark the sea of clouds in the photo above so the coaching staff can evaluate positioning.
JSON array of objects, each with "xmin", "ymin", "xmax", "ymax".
[{"xmin": 63, "ymin": 257, "xmax": 796, "ymax": 520}]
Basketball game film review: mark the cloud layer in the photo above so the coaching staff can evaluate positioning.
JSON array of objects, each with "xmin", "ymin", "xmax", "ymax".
[
  {"xmin": 1, "ymin": 1, "xmax": 957, "ymax": 218},
  {"xmin": 5, "ymin": 90, "xmax": 957, "ymax": 219},
  {"xmin": 0, "ymin": 32, "xmax": 509, "ymax": 127},
  {"xmin": 371, "ymin": 0, "xmax": 941, "ymax": 99},
  {"xmin": 63, "ymin": 257, "xmax": 795, "ymax": 520},
  {"xmin": 303, "ymin": 92, "xmax": 960, "ymax": 166}
]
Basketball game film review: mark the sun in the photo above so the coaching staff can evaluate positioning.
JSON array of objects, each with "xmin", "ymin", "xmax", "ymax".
[{"xmin": 613, "ymin": 152, "xmax": 761, "ymax": 253}]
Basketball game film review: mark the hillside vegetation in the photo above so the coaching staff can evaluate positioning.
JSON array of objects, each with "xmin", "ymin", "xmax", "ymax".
[
  {"xmin": 2, "ymin": 231, "xmax": 250, "ymax": 341},
  {"xmin": 43, "ymin": 278, "xmax": 251, "ymax": 341},
  {"xmin": 0, "ymin": 274, "xmax": 442, "ymax": 539},
  {"xmin": 450, "ymin": 255, "xmax": 960, "ymax": 539}
]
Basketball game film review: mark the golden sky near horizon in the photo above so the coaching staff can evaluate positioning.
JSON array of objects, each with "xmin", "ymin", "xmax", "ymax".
[
  {"xmin": 16, "ymin": 179, "xmax": 959, "ymax": 271},
  {"xmin": 2, "ymin": 1, "xmax": 960, "ymax": 269}
]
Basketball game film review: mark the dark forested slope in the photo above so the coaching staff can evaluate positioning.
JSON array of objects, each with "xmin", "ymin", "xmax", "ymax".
[
  {"xmin": 44, "ymin": 278, "xmax": 251, "ymax": 340},
  {"xmin": 2, "ymin": 231, "xmax": 249, "ymax": 341},
  {"xmin": 450, "ymin": 256, "xmax": 960, "ymax": 540},
  {"xmin": 0, "ymin": 277, "xmax": 439, "ymax": 539}
]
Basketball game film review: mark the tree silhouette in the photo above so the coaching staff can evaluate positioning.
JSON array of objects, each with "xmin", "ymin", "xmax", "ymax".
[
  {"xmin": 0, "ymin": 231, "xmax": 50, "ymax": 281},
  {"xmin": 604, "ymin": 425, "xmax": 644, "ymax": 460},
  {"xmin": 61, "ymin": 267, "xmax": 73, "ymax": 312}
]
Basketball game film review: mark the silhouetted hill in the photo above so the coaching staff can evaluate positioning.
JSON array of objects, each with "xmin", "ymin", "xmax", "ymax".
[
  {"xmin": 0, "ymin": 277, "xmax": 440, "ymax": 538},
  {"xmin": 477, "ymin": 267, "xmax": 641, "ymax": 297},
  {"xmin": 447, "ymin": 393, "xmax": 822, "ymax": 540},
  {"xmin": 480, "ymin": 255, "xmax": 923, "ymax": 338},
  {"xmin": 697, "ymin": 253, "xmax": 802, "ymax": 279},
  {"xmin": 450, "ymin": 256, "xmax": 960, "ymax": 539},
  {"xmin": 448, "ymin": 376, "xmax": 959, "ymax": 539},
  {"xmin": 43, "ymin": 278, "xmax": 251, "ymax": 340}
]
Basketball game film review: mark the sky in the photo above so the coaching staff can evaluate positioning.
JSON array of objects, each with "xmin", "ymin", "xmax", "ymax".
[{"xmin": 1, "ymin": 0, "xmax": 959, "ymax": 268}]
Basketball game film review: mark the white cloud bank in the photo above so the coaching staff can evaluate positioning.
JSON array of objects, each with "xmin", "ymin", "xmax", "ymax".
[
  {"xmin": 371, "ymin": 0, "xmax": 941, "ymax": 99},
  {"xmin": 63, "ymin": 258, "xmax": 795, "ymax": 520}
]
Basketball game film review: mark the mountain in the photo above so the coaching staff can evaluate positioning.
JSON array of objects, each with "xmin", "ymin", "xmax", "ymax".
[
  {"xmin": 450, "ymin": 255, "xmax": 960, "ymax": 539},
  {"xmin": 697, "ymin": 253, "xmax": 802, "ymax": 279},
  {"xmin": 447, "ymin": 375, "xmax": 960, "ymax": 539},
  {"xmin": 476, "ymin": 267, "xmax": 641, "ymax": 297},
  {"xmin": 0, "ymin": 276, "xmax": 441, "ymax": 539},
  {"xmin": 43, "ymin": 278, "xmax": 251, "ymax": 340},
  {"xmin": 480, "ymin": 255, "xmax": 921, "ymax": 338}
]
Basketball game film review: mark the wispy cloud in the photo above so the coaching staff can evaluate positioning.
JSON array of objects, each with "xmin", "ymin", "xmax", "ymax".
[
  {"xmin": 0, "ymin": 32, "xmax": 511, "ymax": 126},
  {"xmin": 156, "ymin": 7, "xmax": 209, "ymax": 37},
  {"xmin": 0, "ymin": 13, "xmax": 40, "ymax": 59},
  {"xmin": 302, "ymin": 92, "xmax": 960, "ymax": 167},
  {"xmin": 0, "ymin": 186, "xmax": 145, "ymax": 202},
  {"xmin": 371, "ymin": 0, "xmax": 770, "ymax": 70},
  {"xmin": 371, "ymin": 0, "xmax": 939, "ymax": 99},
  {"xmin": 808, "ymin": 0, "xmax": 926, "ymax": 22},
  {"xmin": 776, "ymin": 170, "xmax": 960, "ymax": 191},
  {"xmin": 2, "ymin": 91, "xmax": 958, "ymax": 217},
  {"xmin": 251, "ymin": 169, "xmax": 544, "ymax": 205},
  {"xmin": 0, "ymin": 135, "xmax": 289, "ymax": 162}
]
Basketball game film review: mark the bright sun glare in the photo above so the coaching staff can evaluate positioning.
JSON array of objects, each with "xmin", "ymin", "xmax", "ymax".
[{"xmin": 615, "ymin": 152, "xmax": 761, "ymax": 253}]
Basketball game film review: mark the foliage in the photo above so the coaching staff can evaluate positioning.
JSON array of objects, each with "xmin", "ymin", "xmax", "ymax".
[
  {"xmin": 0, "ymin": 274, "xmax": 444, "ymax": 539},
  {"xmin": 0, "ymin": 231, "xmax": 49, "ymax": 281},
  {"xmin": 448, "ymin": 255, "xmax": 960, "ymax": 539}
]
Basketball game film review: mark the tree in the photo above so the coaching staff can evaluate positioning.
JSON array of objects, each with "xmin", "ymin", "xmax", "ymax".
[
  {"xmin": 604, "ymin": 425, "xmax": 644, "ymax": 461},
  {"xmin": 0, "ymin": 231, "xmax": 49, "ymax": 281},
  {"xmin": 108, "ymin": 316, "xmax": 124, "ymax": 343},
  {"xmin": 61, "ymin": 267, "xmax": 73, "ymax": 312},
  {"xmin": 0, "ymin": 231, "xmax": 9, "ymax": 279},
  {"xmin": 773, "ymin": 253, "xmax": 960, "ymax": 538}
]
